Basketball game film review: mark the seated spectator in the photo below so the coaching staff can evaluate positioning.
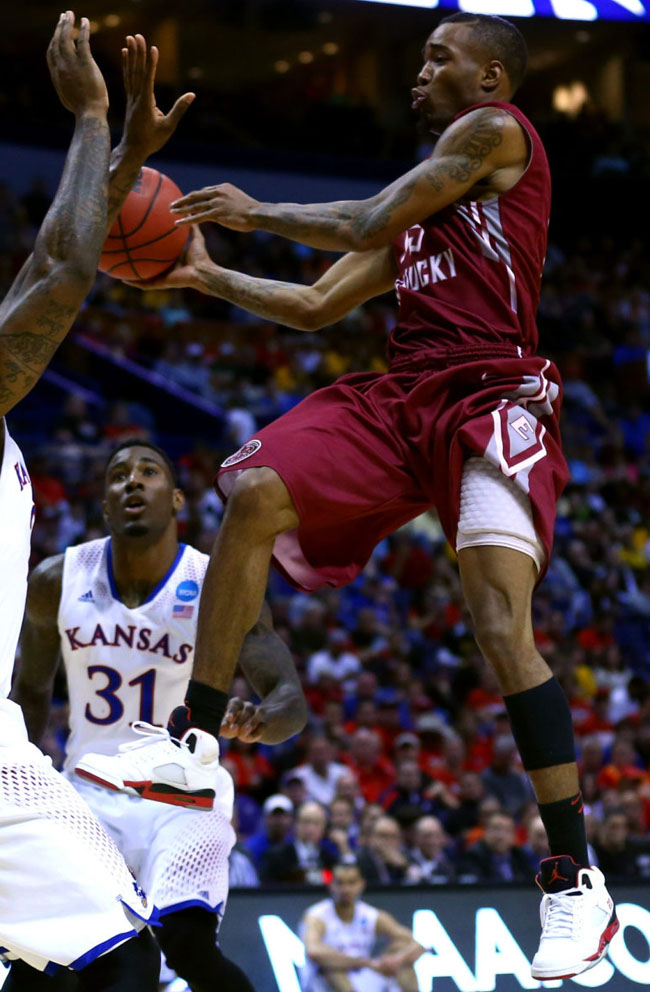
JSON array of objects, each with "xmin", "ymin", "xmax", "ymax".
[
  {"xmin": 327, "ymin": 796, "xmax": 358, "ymax": 858},
  {"xmin": 334, "ymin": 771, "xmax": 366, "ymax": 817},
  {"xmin": 229, "ymin": 844, "xmax": 260, "ymax": 888},
  {"xmin": 344, "ymin": 729, "xmax": 395, "ymax": 803},
  {"xmin": 379, "ymin": 759, "xmax": 456, "ymax": 823},
  {"xmin": 260, "ymin": 801, "xmax": 338, "ymax": 885},
  {"xmin": 245, "ymin": 793, "xmax": 295, "ymax": 868},
  {"xmin": 357, "ymin": 815, "xmax": 409, "ymax": 885},
  {"xmin": 593, "ymin": 807, "xmax": 650, "ymax": 879},
  {"xmin": 444, "ymin": 771, "xmax": 486, "ymax": 841},
  {"xmin": 306, "ymin": 629, "xmax": 360, "ymax": 690},
  {"xmin": 292, "ymin": 736, "xmax": 348, "ymax": 806},
  {"xmin": 480, "ymin": 734, "xmax": 534, "ymax": 818},
  {"xmin": 458, "ymin": 812, "xmax": 533, "ymax": 884},
  {"xmin": 521, "ymin": 816, "xmax": 550, "ymax": 871},
  {"xmin": 406, "ymin": 816, "xmax": 456, "ymax": 885}
]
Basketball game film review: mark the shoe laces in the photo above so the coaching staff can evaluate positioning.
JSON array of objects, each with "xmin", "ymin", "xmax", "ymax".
[
  {"xmin": 542, "ymin": 891, "xmax": 583, "ymax": 940},
  {"xmin": 118, "ymin": 722, "xmax": 182, "ymax": 754}
]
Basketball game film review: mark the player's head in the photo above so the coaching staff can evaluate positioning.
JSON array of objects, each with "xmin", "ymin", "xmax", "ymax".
[
  {"xmin": 330, "ymin": 859, "xmax": 365, "ymax": 907},
  {"xmin": 414, "ymin": 14, "xmax": 527, "ymax": 131},
  {"xmin": 103, "ymin": 440, "xmax": 184, "ymax": 541}
]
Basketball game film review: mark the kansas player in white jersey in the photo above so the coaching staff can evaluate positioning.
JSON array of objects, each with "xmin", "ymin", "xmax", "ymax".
[
  {"xmin": 14, "ymin": 439, "xmax": 307, "ymax": 992},
  {"xmin": 300, "ymin": 861, "xmax": 425, "ymax": 992},
  {"xmin": 0, "ymin": 15, "xmax": 198, "ymax": 991}
]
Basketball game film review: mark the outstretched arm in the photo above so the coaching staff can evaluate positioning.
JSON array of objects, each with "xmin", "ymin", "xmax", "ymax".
[
  {"xmin": 0, "ymin": 13, "xmax": 109, "ymax": 417},
  {"xmin": 126, "ymin": 226, "xmax": 397, "ymax": 331},
  {"xmin": 106, "ymin": 34, "xmax": 195, "ymax": 230},
  {"xmin": 220, "ymin": 601, "xmax": 307, "ymax": 745},
  {"xmin": 170, "ymin": 106, "xmax": 528, "ymax": 252},
  {"xmin": 12, "ymin": 555, "xmax": 65, "ymax": 745}
]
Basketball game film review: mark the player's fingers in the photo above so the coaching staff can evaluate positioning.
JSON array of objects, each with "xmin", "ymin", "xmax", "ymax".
[
  {"xmin": 133, "ymin": 33, "xmax": 146, "ymax": 87},
  {"xmin": 146, "ymin": 43, "xmax": 159, "ymax": 90},
  {"xmin": 174, "ymin": 208, "xmax": 218, "ymax": 226},
  {"xmin": 188, "ymin": 223, "xmax": 206, "ymax": 249},
  {"xmin": 76, "ymin": 17, "xmax": 90, "ymax": 58},
  {"xmin": 59, "ymin": 10, "xmax": 75, "ymax": 57},
  {"xmin": 124, "ymin": 35, "xmax": 137, "ymax": 90},
  {"xmin": 170, "ymin": 187, "xmax": 217, "ymax": 209},
  {"xmin": 47, "ymin": 12, "xmax": 64, "ymax": 64},
  {"xmin": 241, "ymin": 706, "xmax": 267, "ymax": 739},
  {"xmin": 164, "ymin": 92, "xmax": 196, "ymax": 130},
  {"xmin": 222, "ymin": 698, "xmax": 245, "ymax": 725}
]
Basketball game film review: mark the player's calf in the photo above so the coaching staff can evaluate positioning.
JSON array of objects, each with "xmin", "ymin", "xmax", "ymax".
[{"xmin": 157, "ymin": 906, "xmax": 255, "ymax": 992}]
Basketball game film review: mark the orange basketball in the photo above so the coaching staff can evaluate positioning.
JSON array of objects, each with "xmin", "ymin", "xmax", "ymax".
[{"xmin": 99, "ymin": 167, "xmax": 188, "ymax": 281}]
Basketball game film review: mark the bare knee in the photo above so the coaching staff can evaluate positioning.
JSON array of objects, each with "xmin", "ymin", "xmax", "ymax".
[
  {"xmin": 224, "ymin": 467, "xmax": 298, "ymax": 536},
  {"xmin": 470, "ymin": 587, "xmax": 535, "ymax": 675}
]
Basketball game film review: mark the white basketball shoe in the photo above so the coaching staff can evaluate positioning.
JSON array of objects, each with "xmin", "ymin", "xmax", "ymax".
[
  {"xmin": 75, "ymin": 722, "xmax": 219, "ymax": 810},
  {"xmin": 531, "ymin": 855, "xmax": 619, "ymax": 980}
]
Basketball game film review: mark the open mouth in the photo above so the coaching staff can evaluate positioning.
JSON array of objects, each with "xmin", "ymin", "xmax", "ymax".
[
  {"xmin": 124, "ymin": 499, "xmax": 146, "ymax": 514},
  {"xmin": 411, "ymin": 89, "xmax": 427, "ymax": 110}
]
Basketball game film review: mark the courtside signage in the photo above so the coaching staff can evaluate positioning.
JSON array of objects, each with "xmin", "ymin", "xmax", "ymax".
[{"xmin": 220, "ymin": 885, "xmax": 650, "ymax": 991}]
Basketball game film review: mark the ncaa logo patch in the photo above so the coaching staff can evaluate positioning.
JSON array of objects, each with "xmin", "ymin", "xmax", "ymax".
[
  {"xmin": 221, "ymin": 439, "xmax": 262, "ymax": 468},
  {"xmin": 176, "ymin": 579, "xmax": 199, "ymax": 602}
]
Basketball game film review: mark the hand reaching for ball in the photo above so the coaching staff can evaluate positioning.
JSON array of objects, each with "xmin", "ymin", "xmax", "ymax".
[{"xmin": 122, "ymin": 225, "xmax": 210, "ymax": 290}]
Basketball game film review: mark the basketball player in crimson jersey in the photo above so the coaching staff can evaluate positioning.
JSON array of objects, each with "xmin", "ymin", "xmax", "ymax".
[
  {"xmin": 87, "ymin": 13, "xmax": 616, "ymax": 979},
  {"xmin": 14, "ymin": 440, "xmax": 307, "ymax": 992},
  {"xmin": 0, "ymin": 17, "xmax": 194, "ymax": 991}
]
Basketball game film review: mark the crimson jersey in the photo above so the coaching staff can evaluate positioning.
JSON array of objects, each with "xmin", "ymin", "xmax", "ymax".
[{"xmin": 389, "ymin": 101, "xmax": 550, "ymax": 365}]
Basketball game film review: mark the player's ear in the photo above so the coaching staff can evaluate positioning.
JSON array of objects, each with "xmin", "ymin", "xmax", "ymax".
[
  {"xmin": 172, "ymin": 488, "xmax": 185, "ymax": 513},
  {"xmin": 482, "ymin": 59, "xmax": 504, "ymax": 93}
]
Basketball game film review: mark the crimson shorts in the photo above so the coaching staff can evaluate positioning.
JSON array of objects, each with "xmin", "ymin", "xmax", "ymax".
[{"xmin": 216, "ymin": 350, "xmax": 569, "ymax": 592}]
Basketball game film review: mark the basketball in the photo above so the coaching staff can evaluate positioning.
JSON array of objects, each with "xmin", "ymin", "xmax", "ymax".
[{"xmin": 98, "ymin": 167, "xmax": 188, "ymax": 281}]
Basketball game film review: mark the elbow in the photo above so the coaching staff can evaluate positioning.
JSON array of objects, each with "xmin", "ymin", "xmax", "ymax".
[
  {"xmin": 35, "ymin": 251, "xmax": 97, "ymax": 296},
  {"xmin": 288, "ymin": 694, "xmax": 309, "ymax": 736}
]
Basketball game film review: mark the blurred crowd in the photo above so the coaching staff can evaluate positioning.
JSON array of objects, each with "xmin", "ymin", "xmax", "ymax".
[{"xmin": 3, "ymin": 115, "xmax": 650, "ymax": 891}]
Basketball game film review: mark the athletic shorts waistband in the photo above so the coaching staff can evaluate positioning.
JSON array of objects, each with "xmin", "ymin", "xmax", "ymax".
[{"xmin": 388, "ymin": 343, "xmax": 529, "ymax": 373}]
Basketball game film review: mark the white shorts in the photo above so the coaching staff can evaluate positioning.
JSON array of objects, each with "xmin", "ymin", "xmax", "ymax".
[
  {"xmin": 69, "ymin": 762, "xmax": 236, "ymax": 920},
  {"xmin": 302, "ymin": 968, "xmax": 400, "ymax": 992},
  {"xmin": 456, "ymin": 457, "xmax": 545, "ymax": 572},
  {"xmin": 0, "ymin": 699, "xmax": 155, "ymax": 973}
]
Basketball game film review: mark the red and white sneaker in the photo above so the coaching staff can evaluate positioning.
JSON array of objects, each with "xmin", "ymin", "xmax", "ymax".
[
  {"xmin": 531, "ymin": 855, "xmax": 619, "ymax": 980},
  {"xmin": 75, "ymin": 722, "xmax": 219, "ymax": 811}
]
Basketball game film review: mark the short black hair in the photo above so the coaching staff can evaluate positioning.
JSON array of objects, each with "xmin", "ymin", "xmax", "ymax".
[
  {"xmin": 439, "ymin": 12, "xmax": 528, "ymax": 93},
  {"xmin": 105, "ymin": 440, "xmax": 177, "ymax": 486}
]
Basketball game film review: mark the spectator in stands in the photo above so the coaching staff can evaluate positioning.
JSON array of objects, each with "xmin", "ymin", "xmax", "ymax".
[
  {"xmin": 245, "ymin": 793, "xmax": 295, "ymax": 868},
  {"xmin": 260, "ymin": 801, "xmax": 338, "ymax": 885},
  {"xmin": 292, "ymin": 736, "xmax": 348, "ymax": 805},
  {"xmin": 593, "ymin": 807, "xmax": 650, "ymax": 879},
  {"xmin": 406, "ymin": 816, "xmax": 456, "ymax": 885},
  {"xmin": 444, "ymin": 771, "xmax": 487, "ymax": 840},
  {"xmin": 357, "ymin": 815, "xmax": 409, "ymax": 885},
  {"xmin": 521, "ymin": 816, "xmax": 550, "ymax": 871},
  {"xmin": 327, "ymin": 796, "xmax": 358, "ymax": 858},
  {"xmin": 306, "ymin": 628, "xmax": 361, "ymax": 689},
  {"xmin": 345, "ymin": 729, "xmax": 395, "ymax": 803},
  {"xmin": 480, "ymin": 734, "xmax": 534, "ymax": 817},
  {"xmin": 380, "ymin": 759, "xmax": 455, "ymax": 824},
  {"xmin": 459, "ymin": 812, "xmax": 533, "ymax": 884}
]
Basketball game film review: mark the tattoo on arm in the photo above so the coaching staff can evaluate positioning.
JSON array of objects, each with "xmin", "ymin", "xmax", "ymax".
[
  {"xmin": 424, "ymin": 110, "xmax": 505, "ymax": 192},
  {"xmin": 0, "ymin": 113, "xmax": 109, "ymax": 414},
  {"xmin": 253, "ymin": 109, "xmax": 506, "ymax": 250},
  {"xmin": 198, "ymin": 265, "xmax": 312, "ymax": 329}
]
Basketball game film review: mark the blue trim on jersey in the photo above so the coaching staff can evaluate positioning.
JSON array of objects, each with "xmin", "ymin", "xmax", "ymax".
[
  {"xmin": 68, "ymin": 928, "xmax": 137, "ymax": 971},
  {"xmin": 106, "ymin": 540, "xmax": 187, "ymax": 606},
  {"xmin": 157, "ymin": 898, "xmax": 224, "ymax": 918}
]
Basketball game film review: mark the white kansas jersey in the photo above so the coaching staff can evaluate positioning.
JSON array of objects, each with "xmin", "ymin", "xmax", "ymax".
[
  {"xmin": 303, "ymin": 898, "xmax": 379, "ymax": 958},
  {"xmin": 59, "ymin": 537, "xmax": 208, "ymax": 773},
  {"xmin": 0, "ymin": 420, "xmax": 34, "ymax": 699}
]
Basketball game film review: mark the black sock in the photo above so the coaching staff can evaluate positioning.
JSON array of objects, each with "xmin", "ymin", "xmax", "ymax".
[
  {"xmin": 168, "ymin": 679, "xmax": 229, "ymax": 739},
  {"xmin": 538, "ymin": 791, "xmax": 589, "ymax": 867}
]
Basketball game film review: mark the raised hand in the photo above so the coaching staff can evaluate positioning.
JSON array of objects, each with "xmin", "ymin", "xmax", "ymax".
[
  {"xmin": 170, "ymin": 183, "xmax": 260, "ymax": 231},
  {"xmin": 120, "ymin": 34, "xmax": 195, "ymax": 157},
  {"xmin": 46, "ymin": 11, "xmax": 108, "ymax": 117}
]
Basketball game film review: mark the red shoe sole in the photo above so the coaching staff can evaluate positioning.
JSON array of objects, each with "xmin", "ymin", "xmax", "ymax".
[{"xmin": 124, "ymin": 779, "xmax": 215, "ymax": 809}]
